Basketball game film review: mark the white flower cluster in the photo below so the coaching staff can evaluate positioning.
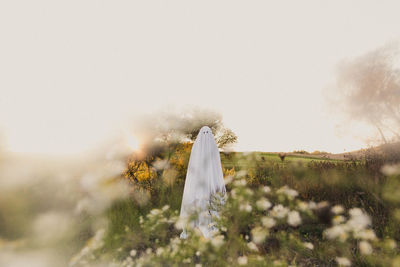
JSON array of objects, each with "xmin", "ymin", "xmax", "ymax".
[
  {"xmin": 144, "ymin": 205, "xmax": 176, "ymax": 231},
  {"xmin": 336, "ymin": 256, "xmax": 351, "ymax": 266},
  {"xmin": 126, "ymin": 226, "xmax": 229, "ymax": 266},
  {"xmin": 69, "ymin": 229, "xmax": 105, "ymax": 267},
  {"xmin": 239, "ymin": 202, "xmax": 252, "ymax": 212},
  {"xmin": 237, "ymin": 255, "xmax": 248, "ymax": 265},
  {"xmin": 251, "ymin": 226, "xmax": 268, "ymax": 244},
  {"xmin": 256, "ymin": 197, "xmax": 272, "ymax": 210},
  {"xmin": 108, "ymin": 172, "xmax": 397, "ymax": 267},
  {"xmin": 276, "ymin": 185, "xmax": 299, "ymax": 199},
  {"xmin": 271, "ymin": 204, "xmax": 289, "ymax": 219},
  {"xmin": 324, "ymin": 207, "xmax": 374, "ymax": 243},
  {"xmin": 233, "ymin": 179, "xmax": 247, "ymax": 187},
  {"xmin": 323, "ymin": 207, "xmax": 378, "ymax": 262},
  {"xmin": 265, "ymin": 186, "xmax": 304, "ymax": 227}
]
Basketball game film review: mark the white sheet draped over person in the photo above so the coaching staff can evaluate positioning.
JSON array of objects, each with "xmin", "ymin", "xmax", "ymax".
[{"xmin": 179, "ymin": 126, "xmax": 226, "ymax": 239}]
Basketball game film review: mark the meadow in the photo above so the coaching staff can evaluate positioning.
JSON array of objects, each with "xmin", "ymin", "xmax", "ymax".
[
  {"xmin": 75, "ymin": 146, "xmax": 400, "ymax": 266},
  {"xmin": 1, "ymin": 145, "xmax": 400, "ymax": 266}
]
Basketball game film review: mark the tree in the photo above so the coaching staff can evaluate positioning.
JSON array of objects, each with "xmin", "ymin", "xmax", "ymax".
[
  {"xmin": 125, "ymin": 108, "xmax": 238, "ymax": 183},
  {"xmin": 334, "ymin": 44, "xmax": 400, "ymax": 143},
  {"xmin": 136, "ymin": 107, "xmax": 237, "ymax": 149}
]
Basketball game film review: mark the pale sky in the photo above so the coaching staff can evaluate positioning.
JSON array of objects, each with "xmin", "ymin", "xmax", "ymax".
[{"xmin": 1, "ymin": 0, "xmax": 400, "ymax": 155}]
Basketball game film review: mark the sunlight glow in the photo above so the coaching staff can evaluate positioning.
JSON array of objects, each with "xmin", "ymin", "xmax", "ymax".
[{"xmin": 126, "ymin": 134, "xmax": 140, "ymax": 152}]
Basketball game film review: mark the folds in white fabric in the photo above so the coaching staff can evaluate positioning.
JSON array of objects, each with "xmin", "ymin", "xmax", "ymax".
[{"xmin": 179, "ymin": 126, "xmax": 226, "ymax": 238}]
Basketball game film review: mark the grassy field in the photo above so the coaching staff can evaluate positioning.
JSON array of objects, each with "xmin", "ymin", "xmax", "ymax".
[
  {"xmin": 221, "ymin": 152, "xmax": 343, "ymax": 169},
  {"xmin": 86, "ymin": 147, "xmax": 400, "ymax": 266},
  {"xmin": 1, "ymin": 147, "xmax": 400, "ymax": 266}
]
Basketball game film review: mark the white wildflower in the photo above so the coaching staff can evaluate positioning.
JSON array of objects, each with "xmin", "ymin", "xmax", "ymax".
[
  {"xmin": 169, "ymin": 237, "xmax": 181, "ymax": 253},
  {"xmin": 324, "ymin": 225, "xmax": 348, "ymax": 241},
  {"xmin": 347, "ymin": 208, "xmax": 371, "ymax": 231},
  {"xmin": 263, "ymin": 186, "xmax": 271, "ymax": 194},
  {"xmin": 236, "ymin": 170, "xmax": 247, "ymax": 178},
  {"xmin": 150, "ymin": 209, "xmax": 161, "ymax": 216},
  {"xmin": 237, "ymin": 256, "xmax": 248, "ymax": 265},
  {"xmin": 303, "ymin": 242, "xmax": 314, "ymax": 250},
  {"xmin": 336, "ymin": 257, "xmax": 351, "ymax": 266},
  {"xmin": 162, "ymin": 205, "xmax": 170, "ymax": 211},
  {"xmin": 239, "ymin": 203, "xmax": 252, "ymax": 212},
  {"xmin": 256, "ymin": 198, "xmax": 272, "ymax": 210},
  {"xmin": 211, "ymin": 235, "xmax": 225, "ymax": 248},
  {"xmin": 287, "ymin": 210, "xmax": 302, "ymax": 226},
  {"xmin": 234, "ymin": 179, "xmax": 246, "ymax": 187},
  {"xmin": 156, "ymin": 247, "xmax": 164, "ymax": 256},
  {"xmin": 271, "ymin": 204, "xmax": 289, "ymax": 218},
  {"xmin": 286, "ymin": 189, "xmax": 299, "ymax": 199},
  {"xmin": 69, "ymin": 229, "xmax": 105, "ymax": 266},
  {"xmin": 349, "ymin": 208, "xmax": 363, "ymax": 217},
  {"xmin": 245, "ymin": 188, "xmax": 254, "ymax": 195},
  {"xmin": 261, "ymin": 217, "xmax": 276, "ymax": 228},
  {"xmin": 145, "ymin": 248, "xmax": 152, "ymax": 254},
  {"xmin": 359, "ymin": 241, "xmax": 372, "ymax": 255},
  {"xmin": 333, "ymin": 215, "xmax": 346, "ymax": 225},
  {"xmin": 231, "ymin": 189, "xmax": 238, "ymax": 199},
  {"xmin": 247, "ymin": 241, "xmax": 259, "ymax": 251},
  {"xmin": 332, "ymin": 205, "xmax": 344, "ymax": 215},
  {"xmin": 297, "ymin": 201, "xmax": 309, "ymax": 212},
  {"xmin": 195, "ymin": 264, "xmax": 202, "ymax": 267},
  {"xmin": 224, "ymin": 176, "xmax": 233, "ymax": 185},
  {"xmin": 251, "ymin": 227, "xmax": 268, "ymax": 244},
  {"xmin": 277, "ymin": 185, "xmax": 298, "ymax": 199},
  {"xmin": 354, "ymin": 229, "xmax": 376, "ymax": 240},
  {"xmin": 129, "ymin": 250, "xmax": 137, "ymax": 257},
  {"xmin": 175, "ymin": 217, "xmax": 187, "ymax": 230},
  {"xmin": 308, "ymin": 201, "xmax": 317, "ymax": 210}
]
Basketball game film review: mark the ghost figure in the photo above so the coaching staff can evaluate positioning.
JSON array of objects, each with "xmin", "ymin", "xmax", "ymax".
[{"xmin": 179, "ymin": 126, "xmax": 226, "ymax": 239}]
